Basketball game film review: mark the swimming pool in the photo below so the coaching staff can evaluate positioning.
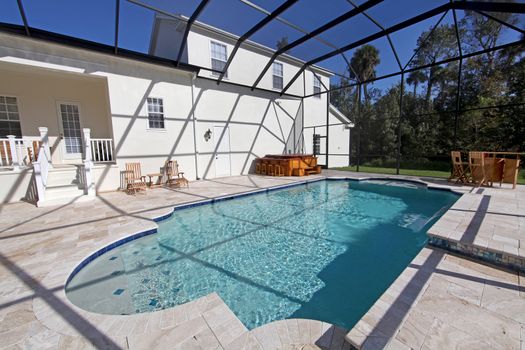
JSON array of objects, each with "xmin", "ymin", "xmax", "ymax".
[{"xmin": 65, "ymin": 179, "xmax": 458, "ymax": 330}]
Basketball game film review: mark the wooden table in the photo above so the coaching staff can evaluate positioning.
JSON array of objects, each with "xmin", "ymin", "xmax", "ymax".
[
  {"xmin": 481, "ymin": 151, "xmax": 523, "ymax": 189},
  {"xmin": 146, "ymin": 172, "xmax": 164, "ymax": 188}
]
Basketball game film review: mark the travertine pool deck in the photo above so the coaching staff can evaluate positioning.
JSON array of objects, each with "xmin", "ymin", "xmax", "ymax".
[{"xmin": 0, "ymin": 171, "xmax": 523, "ymax": 349}]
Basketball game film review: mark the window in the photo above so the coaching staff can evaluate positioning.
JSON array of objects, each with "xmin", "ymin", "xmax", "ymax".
[
  {"xmin": 147, "ymin": 97, "xmax": 165, "ymax": 129},
  {"xmin": 273, "ymin": 62, "xmax": 283, "ymax": 90},
  {"xmin": 313, "ymin": 75, "xmax": 322, "ymax": 98},
  {"xmin": 210, "ymin": 41, "xmax": 228, "ymax": 78},
  {"xmin": 0, "ymin": 96, "xmax": 21, "ymax": 137}
]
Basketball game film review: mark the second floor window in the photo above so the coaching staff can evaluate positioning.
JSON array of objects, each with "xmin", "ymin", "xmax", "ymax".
[
  {"xmin": 313, "ymin": 75, "xmax": 322, "ymax": 98},
  {"xmin": 0, "ymin": 96, "xmax": 22, "ymax": 137},
  {"xmin": 147, "ymin": 97, "xmax": 165, "ymax": 129},
  {"xmin": 273, "ymin": 62, "xmax": 283, "ymax": 90},
  {"xmin": 211, "ymin": 41, "xmax": 228, "ymax": 78}
]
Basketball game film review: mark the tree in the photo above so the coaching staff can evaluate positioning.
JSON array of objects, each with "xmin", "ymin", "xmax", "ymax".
[
  {"xmin": 409, "ymin": 24, "xmax": 458, "ymax": 108},
  {"xmin": 348, "ymin": 45, "xmax": 380, "ymax": 102},
  {"xmin": 276, "ymin": 36, "xmax": 289, "ymax": 50},
  {"xmin": 406, "ymin": 70, "xmax": 426, "ymax": 97}
]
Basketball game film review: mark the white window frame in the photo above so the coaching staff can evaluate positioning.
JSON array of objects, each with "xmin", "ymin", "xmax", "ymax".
[
  {"xmin": 0, "ymin": 95, "xmax": 22, "ymax": 137},
  {"xmin": 313, "ymin": 75, "xmax": 322, "ymax": 98},
  {"xmin": 210, "ymin": 41, "xmax": 228, "ymax": 78},
  {"xmin": 146, "ymin": 97, "xmax": 165, "ymax": 130},
  {"xmin": 273, "ymin": 62, "xmax": 284, "ymax": 90}
]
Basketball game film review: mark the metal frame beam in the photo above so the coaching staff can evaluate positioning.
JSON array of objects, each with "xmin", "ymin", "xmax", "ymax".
[
  {"xmin": 176, "ymin": 0, "xmax": 211, "ymax": 65},
  {"xmin": 453, "ymin": 1, "xmax": 525, "ymax": 14},
  {"xmin": 16, "ymin": 0, "xmax": 30, "ymax": 37},
  {"xmin": 302, "ymin": 39, "xmax": 524, "ymax": 98},
  {"xmin": 281, "ymin": 3, "xmax": 451, "ymax": 95},
  {"xmin": 217, "ymin": 0, "xmax": 298, "ymax": 84},
  {"xmin": 251, "ymin": 0, "xmax": 384, "ymax": 90},
  {"xmin": 114, "ymin": 0, "xmax": 120, "ymax": 54}
]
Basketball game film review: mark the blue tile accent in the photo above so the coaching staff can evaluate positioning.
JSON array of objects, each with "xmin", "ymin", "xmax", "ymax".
[
  {"xmin": 113, "ymin": 288, "xmax": 125, "ymax": 296},
  {"xmin": 149, "ymin": 299, "xmax": 158, "ymax": 306}
]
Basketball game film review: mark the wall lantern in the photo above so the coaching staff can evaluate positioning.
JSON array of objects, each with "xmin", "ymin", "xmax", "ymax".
[{"xmin": 204, "ymin": 128, "xmax": 212, "ymax": 142}]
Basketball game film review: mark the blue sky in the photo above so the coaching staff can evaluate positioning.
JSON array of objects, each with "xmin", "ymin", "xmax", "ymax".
[{"xmin": 2, "ymin": 0, "xmax": 522, "ymax": 92}]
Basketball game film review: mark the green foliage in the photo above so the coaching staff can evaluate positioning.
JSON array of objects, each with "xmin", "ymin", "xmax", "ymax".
[{"xmin": 332, "ymin": 9, "xmax": 524, "ymax": 168}]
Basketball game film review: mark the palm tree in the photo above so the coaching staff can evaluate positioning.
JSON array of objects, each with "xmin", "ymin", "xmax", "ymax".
[
  {"xmin": 406, "ymin": 70, "xmax": 426, "ymax": 97},
  {"xmin": 348, "ymin": 45, "xmax": 380, "ymax": 102}
]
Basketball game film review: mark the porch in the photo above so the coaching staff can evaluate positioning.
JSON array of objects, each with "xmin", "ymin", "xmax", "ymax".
[
  {"xmin": 0, "ymin": 127, "xmax": 117, "ymax": 206},
  {"xmin": 0, "ymin": 60, "xmax": 120, "ymax": 205}
]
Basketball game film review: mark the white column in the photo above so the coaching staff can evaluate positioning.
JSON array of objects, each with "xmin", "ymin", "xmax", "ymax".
[
  {"xmin": 7, "ymin": 135, "xmax": 20, "ymax": 170},
  {"xmin": 82, "ymin": 128, "xmax": 95, "ymax": 196},
  {"xmin": 38, "ymin": 127, "xmax": 52, "ymax": 168}
]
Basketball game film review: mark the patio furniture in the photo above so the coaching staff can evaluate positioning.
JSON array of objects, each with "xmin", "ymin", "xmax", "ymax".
[
  {"xmin": 125, "ymin": 162, "xmax": 147, "ymax": 194},
  {"xmin": 483, "ymin": 151, "xmax": 523, "ymax": 189},
  {"xmin": 146, "ymin": 172, "xmax": 163, "ymax": 188},
  {"xmin": 165, "ymin": 160, "xmax": 189, "ymax": 188},
  {"xmin": 449, "ymin": 151, "xmax": 469, "ymax": 184},
  {"xmin": 469, "ymin": 151, "xmax": 489, "ymax": 186}
]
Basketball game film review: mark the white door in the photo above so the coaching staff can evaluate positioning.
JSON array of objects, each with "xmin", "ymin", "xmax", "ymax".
[
  {"xmin": 214, "ymin": 126, "xmax": 231, "ymax": 177},
  {"xmin": 57, "ymin": 102, "xmax": 83, "ymax": 161}
]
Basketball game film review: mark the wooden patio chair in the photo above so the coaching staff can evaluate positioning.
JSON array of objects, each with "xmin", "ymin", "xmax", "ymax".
[
  {"xmin": 125, "ymin": 162, "xmax": 147, "ymax": 194},
  {"xmin": 449, "ymin": 151, "xmax": 469, "ymax": 184},
  {"xmin": 469, "ymin": 151, "xmax": 490, "ymax": 187},
  {"xmin": 165, "ymin": 160, "xmax": 189, "ymax": 188}
]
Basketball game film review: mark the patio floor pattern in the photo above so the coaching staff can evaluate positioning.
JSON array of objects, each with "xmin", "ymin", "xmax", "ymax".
[{"xmin": 0, "ymin": 171, "xmax": 523, "ymax": 349}]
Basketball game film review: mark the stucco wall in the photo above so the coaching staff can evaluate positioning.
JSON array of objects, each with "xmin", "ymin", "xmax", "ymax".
[
  {"xmin": 0, "ymin": 31, "xmax": 349, "ymax": 198},
  {"xmin": 0, "ymin": 63, "xmax": 113, "ymax": 165}
]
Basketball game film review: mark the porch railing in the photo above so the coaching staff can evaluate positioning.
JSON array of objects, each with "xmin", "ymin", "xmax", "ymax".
[
  {"xmin": 91, "ymin": 138, "xmax": 114, "ymax": 162},
  {"xmin": 33, "ymin": 142, "xmax": 50, "ymax": 203},
  {"xmin": 0, "ymin": 136, "xmax": 41, "ymax": 168}
]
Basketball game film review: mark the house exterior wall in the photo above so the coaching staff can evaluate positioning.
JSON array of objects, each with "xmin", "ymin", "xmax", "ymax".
[
  {"xmin": 0, "ymin": 63, "xmax": 113, "ymax": 165},
  {"xmin": 0, "ymin": 33, "xmax": 324, "ymax": 186},
  {"xmin": 151, "ymin": 17, "xmax": 331, "ymax": 99}
]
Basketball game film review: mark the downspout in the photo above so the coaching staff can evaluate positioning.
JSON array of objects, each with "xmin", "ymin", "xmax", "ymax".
[
  {"xmin": 190, "ymin": 72, "xmax": 200, "ymax": 179},
  {"xmin": 326, "ymin": 90, "xmax": 329, "ymax": 168}
]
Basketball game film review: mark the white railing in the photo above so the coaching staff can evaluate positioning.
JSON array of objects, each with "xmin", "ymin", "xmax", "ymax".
[
  {"xmin": 33, "ymin": 144, "xmax": 50, "ymax": 203},
  {"xmin": 0, "ymin": 136, "xmax": 41, "ymax": 168},
  {"xmin": 83, "ymin": 129, "xmax": 95, "ymax": 197},
  {"xmin": 91, "ymin": 138, "xmax": 114, "ymax": 162}
]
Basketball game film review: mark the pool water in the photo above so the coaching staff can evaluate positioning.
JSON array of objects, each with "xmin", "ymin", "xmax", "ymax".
[{"xmin": 66, "ymin": 180, "xmax": 458, "ymax": 330}]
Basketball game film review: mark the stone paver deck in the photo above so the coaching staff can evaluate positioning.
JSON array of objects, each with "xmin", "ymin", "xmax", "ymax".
[
  {"xmin": 346, "ymin": 247, "xmax": 525, "ymax": 350},
  {"xmin": 0, "ymin": 171, "xmax": 523, "ymax": 349}
]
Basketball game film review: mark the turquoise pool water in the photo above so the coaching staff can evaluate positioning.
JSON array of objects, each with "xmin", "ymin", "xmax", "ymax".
[{"xmin": 66, "ymin": 180, "xmax": 458, "ymax": 330}]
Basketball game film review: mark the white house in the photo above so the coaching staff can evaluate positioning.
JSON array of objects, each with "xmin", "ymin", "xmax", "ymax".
[{"xmin": 0, "ymin": 14, "xmax": 352, "ymax": 206}]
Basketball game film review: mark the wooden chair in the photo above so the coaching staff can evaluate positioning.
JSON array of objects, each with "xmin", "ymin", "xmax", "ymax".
[
  {"xmin": 165, "ymin": 160, "xmax": 189, "ymax": 188},
  {"xmin": 449, "ymin": 151, "xmax": 469, "ymax": 184},
  {"xmin": 469, "ymin": 152, "xmax": 490, "ymax": 187},
  {"xmin": 125, "ymin": 162, "xmax": 147, "ymax": 195}
]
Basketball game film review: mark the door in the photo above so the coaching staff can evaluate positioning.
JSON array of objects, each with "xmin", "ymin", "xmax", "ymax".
[
  {"xmin": 213, "ymin": 126, "xmax": 231, "ymax": 177},
  {"xmin": 57, "ymin": 102, "xmax": 83, "ymax": 161}
]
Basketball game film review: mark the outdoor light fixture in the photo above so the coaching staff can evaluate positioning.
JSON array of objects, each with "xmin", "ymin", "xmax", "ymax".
[{"xmin": 204, "ymin": 128, "xmax": 212, "ymax": 142}]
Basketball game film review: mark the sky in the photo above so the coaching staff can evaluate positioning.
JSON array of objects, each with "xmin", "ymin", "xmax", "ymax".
[{"xmin": 2, "ymin": 0, "xmax": 523, "ymax": 92}]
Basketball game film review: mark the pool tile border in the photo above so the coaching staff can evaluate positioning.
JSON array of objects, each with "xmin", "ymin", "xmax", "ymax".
[{"xmin": 428, "ymin": 235, "xmax": 525, "ymax": 272}]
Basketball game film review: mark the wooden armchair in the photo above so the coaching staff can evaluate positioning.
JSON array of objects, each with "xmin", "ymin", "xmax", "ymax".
[
  {"xmin": 469, "ymin": 152, "xmax": 489, "ymax": 187},
  {"xmin": 449, "ymin": 151, "xmax": 469, "ymax": 184},
  {"xmin": 125, "ymin": 162, "xmax": 147, "ymax": 194},
  {"xmin": 165, "ymin": 160, "xmax": 189, "ymax": 188}
]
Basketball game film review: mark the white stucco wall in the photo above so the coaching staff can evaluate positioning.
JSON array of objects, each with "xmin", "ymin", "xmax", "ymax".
[
  {"xmin": 0, "ymin": 27, "xmax": 351, "ymax": 205},
  {"xmin": 0, "ymin": 62, "xmax": 113, "ymax": 165}
]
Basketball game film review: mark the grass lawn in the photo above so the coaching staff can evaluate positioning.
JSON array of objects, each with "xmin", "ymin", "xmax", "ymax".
[{"xmin": 332, "ymin": 165, "xmax": 525, "ymax": 185}]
